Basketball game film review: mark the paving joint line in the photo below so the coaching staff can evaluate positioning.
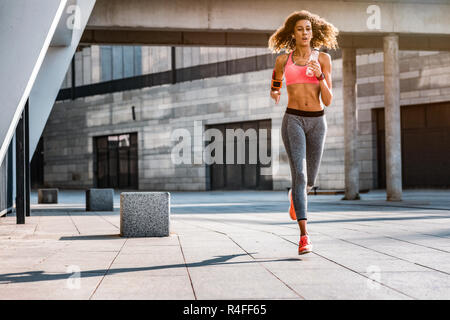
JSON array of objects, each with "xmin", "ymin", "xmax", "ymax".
[
  {"xmin": 28, "ymin": 213, "xmax": 74, "ymax": 268},
  {"xmin": 224, "ymin": 232, "xmax": 305, "ymax": 300},
  {"xmin": 32, "ymin": 242, "xmax": 72, "ymax": 268},
  {"xmin": 340, "ymin": 226, "xmax": 450, "ymax": 254},
  {"xmin": 313, "ymin": 230, "xmax": 450, "ymax": 276},
  {"xmin": 264, "ymin": 216, "xmax": 450, "ymax": 275},
  {"xmin": 205, "ymin": 216, "xmax": 417, "ymax": 299},
  {"xmin": 66, "ymin": 212, "xmax": 81, "ymax": 235},
  {"xmin": 179, "ymin": 219, "xmax": 306, "ymax": 299},
  {"xmin": 412, "ymin": 263, "xmax": 450, "ymax": 274},
  {"xmin": 195, "ymin": 215, "xmax": 419, "ymax": 300},
  {"xmin": 326, "ymin": 202, "xmax": 450, "ymax": 212},
  {"xmin": 32, "ymin": 216, "xmax": 40, "ymax": 235},
  {"xmin": 95, "ymin": 213, "xmax": 120, "ymax": 230},
  {"xmin": 339, "ymin": 222, "xmax": 450, "ymax": 240},
  {"xmin": 89, "ymin": 238, "xmax": 128, "ymax": 300},
  {"xmin": 176, "ymin": 234, "xmax": 198, "ymax": 300},
  {"xmin": 312, "ymin": 211, "xmax": 450, "ymax": 226},
  {"xmin": 276, "ymin": 234, "xmax": 417, "ymax": 300},
  {"xmin": 309, "ymin": 212, "xmax": 450, "ymax": 237}
]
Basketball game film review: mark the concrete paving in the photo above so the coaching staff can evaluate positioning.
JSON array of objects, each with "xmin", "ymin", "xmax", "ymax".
[{"xmin": 0, "ymin": 189, "xmax": 449, "ymax": 300}]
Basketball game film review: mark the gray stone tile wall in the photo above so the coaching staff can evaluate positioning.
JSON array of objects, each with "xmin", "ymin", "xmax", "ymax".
[{"xmin": 43, "ymin": 49, "xmax": 450, "ymax": 191}]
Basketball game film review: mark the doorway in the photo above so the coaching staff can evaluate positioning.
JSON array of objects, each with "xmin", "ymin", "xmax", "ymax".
[
  {"xmin": 206, "ymin": 119, "xmax": 273, "ymax": 190},
  {"xmin": 30, "ymin": 137, "xmax": 44, "ymax": 189},
  {"xmin": 376, "ymin": 102, "xmax": 450, "ymax": 188},
  {"xmin": 94, "ymin": 133, "xmax": 138, "ymax": 189}
]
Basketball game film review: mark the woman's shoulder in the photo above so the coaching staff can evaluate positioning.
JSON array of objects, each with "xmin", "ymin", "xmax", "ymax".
[
  {"xmin": 275, "ymin": 52, "xmax": 290, "ymax": 69},
  {"xmin": 275, "ymin": 52, "xmax": 289, "ymax": 63},
  {"xmin": 319, "ymin": 51, "xmax": 332, "ymax": 62}
]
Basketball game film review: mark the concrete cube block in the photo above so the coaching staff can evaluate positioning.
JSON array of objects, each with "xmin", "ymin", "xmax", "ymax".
[
  {"xmin": 86, "ymin": 188, "xmax": 114, "ymax": 211},
  {"xmin": 38, "ymin": 188, "xmax": 58, "ymax": 204},
  {"xmin": 120, "ymin": 192, "xmax": 170, "ymax": 237}
]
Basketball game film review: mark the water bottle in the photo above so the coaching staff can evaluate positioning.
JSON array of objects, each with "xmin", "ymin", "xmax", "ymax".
[{"xmin": 306, "ymin": 49, "xmax": 319, "ymax": 77}]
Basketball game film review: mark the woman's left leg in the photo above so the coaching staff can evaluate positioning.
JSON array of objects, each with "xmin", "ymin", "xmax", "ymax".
[
  {"xmin": 298, "ymin": 220, "xmax": 308, "ymax": 236},
  {"xmin": 297, "ymin": 115, "xmax": 327, "ymax": 254},
  {"xmin": 305, "ymin": 115, "xmax": 328, "ymax": 190}
]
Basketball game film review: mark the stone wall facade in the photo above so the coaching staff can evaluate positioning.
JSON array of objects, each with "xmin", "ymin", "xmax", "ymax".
[{"xmin": 42, "ymin": 47, "xmax": 450, "ymax": 191}]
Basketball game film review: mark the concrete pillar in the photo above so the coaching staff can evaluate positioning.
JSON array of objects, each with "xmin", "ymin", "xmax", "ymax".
[
  {"xmin": 141, "ymin": 46, "xmax": 150, "ymax": 74},
  {"xmin": 383, "ymin": 34, "xmax": 402, "ymax": 201},
  {"xmin": 342, "ymin": 48, "xmax": 359, "ymax": 200},
  {"xmin": 82, "ymin": 47, "xmax": 92, "ymax": 85},
  {"xmin": 15, "ymin": 109, "xmax": 25, "ymax": 224},
  {"xmin": 75, "ymin": 50, "xmax": 83, "ymax": 86},
  {"xmin": 91, "ymin": 45, "xmax": 101, "ymax": 83}
]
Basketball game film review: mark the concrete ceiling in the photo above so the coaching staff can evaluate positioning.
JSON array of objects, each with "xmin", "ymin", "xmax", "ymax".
[{"xmin": 80, "ymin": 0, "xmax": 450, "ymax": 50}]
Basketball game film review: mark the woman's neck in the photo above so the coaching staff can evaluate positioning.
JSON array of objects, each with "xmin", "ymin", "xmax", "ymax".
[{"xmin": 294, "ymin": 46, "xmax": 312, "ymax": 58}]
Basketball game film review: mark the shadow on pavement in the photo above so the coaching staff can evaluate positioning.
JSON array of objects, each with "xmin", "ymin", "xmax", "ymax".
[
  {"xmin": 0, "ymin": 254, "xmax": 301, "ymax": 284},
  {"xmin": 177, "ymin": 214, "xmax": 450, "ymax": 226},
  {"xmin": 59, "ymin": 234, "xmax": 122, "ymax": 241}
]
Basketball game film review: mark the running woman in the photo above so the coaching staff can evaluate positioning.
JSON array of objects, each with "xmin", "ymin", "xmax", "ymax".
[{"xmin": 268, "ymin": 10, "xmax": 338, "ymax": 254}]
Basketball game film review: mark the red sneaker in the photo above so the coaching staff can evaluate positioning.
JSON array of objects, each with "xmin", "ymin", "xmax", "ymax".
[
  {"xmin": 298, "ymin": 235, "xmax": 312, "ymax": 255},
  {"xmin": 288, "ymin": 189, "xmax": 296, "ymax": 220}
]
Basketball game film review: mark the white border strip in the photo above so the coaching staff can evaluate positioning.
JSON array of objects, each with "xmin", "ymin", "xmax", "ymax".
[
  {"xmin": 0, "ymin": 0, "xmax": 68, "ymax": 166},
  {"xmin": 0, "ymin": 207, "xmax": 13, "ymax": 217}
]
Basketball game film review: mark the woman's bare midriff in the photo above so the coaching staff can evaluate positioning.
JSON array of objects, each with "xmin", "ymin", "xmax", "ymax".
[{"xmin": 286, "ymin": 83, "xmax": 323, "ymax": 111}]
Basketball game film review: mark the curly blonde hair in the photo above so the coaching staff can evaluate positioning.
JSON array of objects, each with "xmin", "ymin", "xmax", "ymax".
[{"xmin": 268, "ymin": 10, "xmax": 339, "ymax": 53}]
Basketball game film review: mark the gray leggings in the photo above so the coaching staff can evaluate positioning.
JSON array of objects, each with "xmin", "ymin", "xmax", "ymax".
[{"xmin": 281, "ymin": 109, "xmax": 327, "ymax": 220}]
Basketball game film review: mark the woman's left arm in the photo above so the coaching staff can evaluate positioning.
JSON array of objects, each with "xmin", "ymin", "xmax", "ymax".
[{"xmin": 308, "ymin": 52, "xmax": 333, "ymax": 106}]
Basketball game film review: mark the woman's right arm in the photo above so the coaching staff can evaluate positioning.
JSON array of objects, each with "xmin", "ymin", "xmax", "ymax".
[{"xmin": 270, "ymin": 54, "xmax": 288, "ymax": 105}]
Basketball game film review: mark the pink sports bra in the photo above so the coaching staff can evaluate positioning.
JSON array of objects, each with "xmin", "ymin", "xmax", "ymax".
[{"xmin": 284, "ymin": 51, "xmax": 320, "ymax": 86}]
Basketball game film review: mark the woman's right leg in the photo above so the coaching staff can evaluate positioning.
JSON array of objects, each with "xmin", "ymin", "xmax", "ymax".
[{"xmin": 281, "ymin": 113, "xmax": 308, "ymax": 222}]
